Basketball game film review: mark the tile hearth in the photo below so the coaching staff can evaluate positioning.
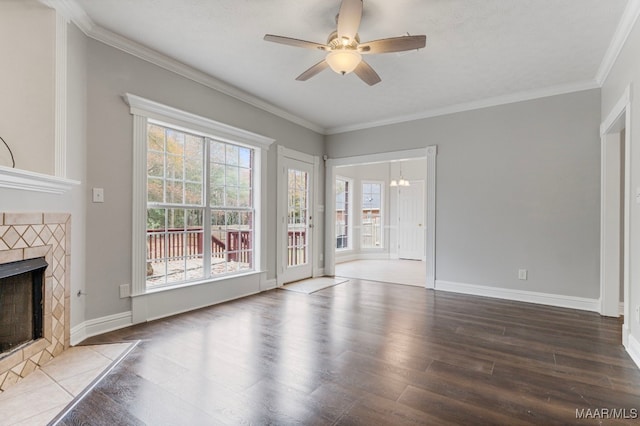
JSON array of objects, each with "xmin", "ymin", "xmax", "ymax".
[
  {"xmin": 0, "ymin": 342, "xmax": 134, "ymax": 425},
  {"xmin": 0, "ymin": 213, "xmax": 71, "ymax": 392}
]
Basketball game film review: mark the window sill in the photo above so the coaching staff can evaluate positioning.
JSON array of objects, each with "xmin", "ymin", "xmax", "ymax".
[
  {"xmin": 133, "ymin": 270, "xmax": 263, "ymax": 297},
  {"xmin": 130, "ymin": 270, "xmax": 268, "ymax": 323}
]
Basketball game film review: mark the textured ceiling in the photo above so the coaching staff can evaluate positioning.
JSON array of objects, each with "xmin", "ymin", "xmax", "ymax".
[{"xmin": 73, "ymin": 0, "xmax": 629, "ymax": 134}]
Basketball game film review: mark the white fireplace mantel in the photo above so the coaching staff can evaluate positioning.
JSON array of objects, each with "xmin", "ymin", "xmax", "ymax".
[{"xmin": 0, "ymin": 166, "xmax": 79, "ymax": 194}]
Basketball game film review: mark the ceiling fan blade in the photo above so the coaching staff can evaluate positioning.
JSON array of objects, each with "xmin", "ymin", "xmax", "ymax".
[
  {"xmin": 296, "ymin": 60, "xmax": 330, "ymax": 81},
  {"xmin": 337, "ymin": 0, "xmax": 363, "ymax": 41},
  {"xmin": 353, "ymin": 60, "xmax": 381, "ymax": 86},
  {"xmin": 359, "ymin": 35, "xmax": 427, "ymax": 54},
  {"xmin": 264, "ymin": 34, "xmax": 328, "ymax": 51}
]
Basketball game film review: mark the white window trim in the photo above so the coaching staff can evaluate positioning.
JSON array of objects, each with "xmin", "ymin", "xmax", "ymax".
[
  {"xmin": 335, "ymin": 175, "xmax": 354, "ymax": 252},
  {"xmin": 125, "ymin": 94, "xmax": 274, "ymax": 305},
  {"xmin": 361, "ymin": 180, "xmax": 384, "ymax": 250}
]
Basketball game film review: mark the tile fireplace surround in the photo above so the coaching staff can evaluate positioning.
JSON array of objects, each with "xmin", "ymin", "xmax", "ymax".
[{"xmin": 0, "ymin": 212, "xmax": 71, "ymax": 392}]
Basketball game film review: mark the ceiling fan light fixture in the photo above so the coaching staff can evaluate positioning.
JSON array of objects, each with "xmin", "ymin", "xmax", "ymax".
[
  {"xmin": 264, "ymin": 0, "xmax": 426, "ymax": 85},
  {"xmin": 326, "ymin": 49, "xmax": 362, "ymax": 75}
]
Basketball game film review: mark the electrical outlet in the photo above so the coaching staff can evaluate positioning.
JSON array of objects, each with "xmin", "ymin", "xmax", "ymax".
[
  {"xmin": 119, "ymin": 284, "xmax": 130, "ymax": 298},
  {"xmin": 518, "ymin": 269, "xmax": 528, "ymax": 280}
]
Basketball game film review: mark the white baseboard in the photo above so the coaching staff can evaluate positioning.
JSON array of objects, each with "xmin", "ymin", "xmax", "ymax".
[
  {"xmin": 335, "ymin": 253, "xmax": 359, "ymax": 263},
  {"xmin": 435, "ymin": 280, "xmax": 600, "ymax": 312},
  {"xmin": 70, "ymin": 311, "xmax": 133, "ymax": 345},
  {"xmin": 260, "ymin": 277, "xmax": 276, "ymax": 291},
  {"xmin": 622, "ymin": 323, "xmax": 630, "ymax": 347},
  {"xmin": 313, "ymin": 268, "xmax": 325, "ymax": 277},
  {"xmin": 625, "ymin": 328, "xmax": 640, "ymax": 370}
]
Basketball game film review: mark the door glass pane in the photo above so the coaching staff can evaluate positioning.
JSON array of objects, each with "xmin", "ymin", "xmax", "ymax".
[
  {"xmin": 362, "ymin": 183, "xmax": 382, "ymax": 248},
  {"xmin": 335, "ymin": 179, "xmax": 350, "ymax": 249},
  {"xmin": 287, "ymin": 168, "xmax": 309, "ymax": 267}
]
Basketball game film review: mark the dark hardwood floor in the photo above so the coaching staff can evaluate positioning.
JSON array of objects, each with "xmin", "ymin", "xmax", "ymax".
[{"xmin": 57, "ymin": 279, "xmax": 640, "ymax": 425}]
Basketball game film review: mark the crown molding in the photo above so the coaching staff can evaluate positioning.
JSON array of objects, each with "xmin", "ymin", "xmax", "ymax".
[
  {"xmin": 40, "ymin": 0, "xmax": 326, "ymax": 135},
  {"xmin": 39, "ymin": 0, "xmax": 91, "ymax": 31},
  {"xmin": 596, "ymin": 0, "xmax": 640, "ymax": 85},
  {"xmin": 41, "ymin": 0, "xmax": 631, "ymax": 137},
  {"xmin": 326, "ymin": 80, "xmax": 600, "ymax": 135}
]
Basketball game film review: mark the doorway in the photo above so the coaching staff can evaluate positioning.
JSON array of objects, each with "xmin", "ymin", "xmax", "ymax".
[
  {"xmin": 600, "ymin": 85, "xmax": 631, "ymax": 346},
  {"xmin": 325, "ymin": 147, "xmax": 437, "ymax": 288},
  {"xmin": 277, "ymin": 147, "xmax": 319, "ymax": 285}
]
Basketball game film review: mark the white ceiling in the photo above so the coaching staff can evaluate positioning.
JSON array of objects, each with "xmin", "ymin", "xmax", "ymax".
[{"xmin": 71, "ymin": 0, "xmax": 630, "ymax": 134}]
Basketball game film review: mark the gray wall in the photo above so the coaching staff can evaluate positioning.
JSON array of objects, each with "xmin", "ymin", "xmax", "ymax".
[
  {"xmin": 327, "ymin": 89, "xmax": 602, "ymax": 298},
  {"xmin": 84, "ymin": 39, "xmax": 324, "ymax": 320}
]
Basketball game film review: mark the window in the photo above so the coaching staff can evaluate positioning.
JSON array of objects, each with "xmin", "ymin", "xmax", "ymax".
[
  {"xmin": 145, "ymin": 122, "xmax": 255, "ymax": 288},
  {"xmin": 127, "ymin": 94, "xmax": 273, "ymax": 301},
  {"xmin": 335, "ymin": 177, "xmax": 352, "ymax": 250},
  {"xmin": 361, "ymin": 182, "xmax": 383, "ymax": 248}
]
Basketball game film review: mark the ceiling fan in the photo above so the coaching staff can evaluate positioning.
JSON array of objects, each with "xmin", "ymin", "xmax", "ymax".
[{"xmin": 264, "ymin": 0, "xmax": 426, "ymax": 86}]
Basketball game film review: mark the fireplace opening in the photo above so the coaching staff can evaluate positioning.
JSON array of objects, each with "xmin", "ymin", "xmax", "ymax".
[{"xmin": 0, "ymin": 257, "xmax": 47, "ymax": 356}]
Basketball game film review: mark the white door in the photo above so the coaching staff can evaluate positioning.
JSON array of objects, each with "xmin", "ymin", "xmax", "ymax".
[
  {"xmin": 281, "ymin": 157, "xmax": 314, "ymax": 283},
  {"xmin": 398, "ymin": 180, "xmax": 425, "ymax": 260}
]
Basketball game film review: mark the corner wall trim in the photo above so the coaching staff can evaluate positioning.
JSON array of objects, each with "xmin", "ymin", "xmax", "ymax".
[
  {"xmin": 70, "ymin": 311, "xmax": 133, "ymax": 345},
  {"xmin": 626, "ymin": 331, "xmax": 640, "ymax": 370},
  {"xmin": 435, "ymin": 280, "xmax": 600, "ymax": 312}
]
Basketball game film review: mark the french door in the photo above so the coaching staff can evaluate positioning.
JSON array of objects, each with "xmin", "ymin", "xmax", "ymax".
[
  {"xmin": 280, "ymin": 156, "xmax": 314, "ymax": 283},
  {"xmin": 398, "ymin": 180, "xmax": 425, "ymax": 260}
]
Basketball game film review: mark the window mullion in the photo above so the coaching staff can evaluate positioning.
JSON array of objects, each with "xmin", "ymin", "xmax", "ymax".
[{"xmin": 203, "ymin": 138, "xmax": 212, "ymax": 278}]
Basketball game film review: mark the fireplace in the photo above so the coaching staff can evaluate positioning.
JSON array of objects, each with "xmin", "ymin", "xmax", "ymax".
[
  {"xmin": 0, "ymin": 212, "xmax": 70, "ymax": 392},
  {"xmin": 0, "ymin": 257, "xmax": 47, "ymax": 354}
]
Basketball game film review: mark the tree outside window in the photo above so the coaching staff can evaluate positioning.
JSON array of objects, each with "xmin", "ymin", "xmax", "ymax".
[{"xmin": 145, "ymin": 122, "xmax": 254, "ymax": 288}]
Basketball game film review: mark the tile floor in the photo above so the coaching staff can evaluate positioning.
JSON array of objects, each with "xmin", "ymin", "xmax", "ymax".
[
  {"xmin": 0, "ymin": 343, "xmax": 133, "ymax": 425},
  {"xmin": 335, "ymin": 259, "xmax": 426, "ymax": 286}
]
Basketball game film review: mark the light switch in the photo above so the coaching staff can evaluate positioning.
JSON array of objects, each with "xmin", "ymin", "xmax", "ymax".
[{"xmin": 92, "ymin": 188, "xmax": 104, "ymax": 203}]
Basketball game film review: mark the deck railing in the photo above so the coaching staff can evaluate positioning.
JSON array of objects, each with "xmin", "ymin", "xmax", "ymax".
[
  {"xmin": 147, "ymin": 228, "xmax": 305, "ymax": 266},
  {"xmin": 146, "ymin": 228, "xmax": 250, "ymax": 263},
  {"xmin": 287, "ymin": 230, "xmax": 306, "ymax": 265}
]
